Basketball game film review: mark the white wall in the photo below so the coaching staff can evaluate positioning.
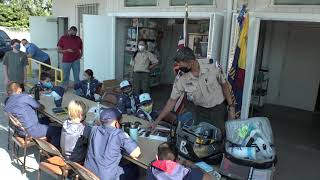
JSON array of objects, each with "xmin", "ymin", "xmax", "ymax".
[{"xmin": 261, "ymin": 21, "xmax": 320, "ymax": 110}]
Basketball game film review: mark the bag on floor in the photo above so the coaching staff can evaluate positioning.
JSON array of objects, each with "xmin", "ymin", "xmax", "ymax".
[
  {"xmin": 220, "ymin": 117, "xmax": 277, "ymax": 180},
  {"xmin": 175, "ymin": 122, "xmax": 224, "ymax": 165}
]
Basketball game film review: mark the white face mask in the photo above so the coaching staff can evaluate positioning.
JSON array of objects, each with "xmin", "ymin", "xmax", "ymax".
[{"xmin": 138, "ymin": 45, "xmax": 145, "ymax": 51}]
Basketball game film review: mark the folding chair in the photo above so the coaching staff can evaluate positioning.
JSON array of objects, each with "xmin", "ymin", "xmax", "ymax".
[
  {"xmin": 7, "ymin": 113, "xmax": 44, "ymax": 174},
  {"xmin": 67, "ymin": 161, "xmax": 100, "ymax": 180},
  {"xmin": 33, "ymin": 138, "xmax": 69, "ymax": 180}
]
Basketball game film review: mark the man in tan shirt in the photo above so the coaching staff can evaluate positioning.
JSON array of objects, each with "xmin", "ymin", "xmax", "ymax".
[
  {"xmin": 131, "ymin": 40, "xmax": 158, "ymax": 93},
  {"xmin": 150, "ymin": 47, "xmax": 235, "ymax": 130}
]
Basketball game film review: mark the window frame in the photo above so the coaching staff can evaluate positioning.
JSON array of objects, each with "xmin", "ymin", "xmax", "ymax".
[
  {"xmin": 124, "ymin": 0, "xmax": 159, "ymax": 7},
  {"xmin": 271, "ymin": 0, "xmax": 320, "ymax": 6},
  {"xmin": 170, "ymin": 0, "xmax": 215, "ymax": 6}
]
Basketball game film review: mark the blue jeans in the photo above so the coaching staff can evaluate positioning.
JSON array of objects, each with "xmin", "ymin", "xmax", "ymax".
[{"xmin": 62, "ymin": 60, "xmax": 80, "ymax": 87}]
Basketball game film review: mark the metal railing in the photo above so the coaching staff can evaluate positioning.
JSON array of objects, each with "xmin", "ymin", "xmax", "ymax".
[{"xmin": 27, "ymin": 58, "xmax": 63, "ymax": 87}]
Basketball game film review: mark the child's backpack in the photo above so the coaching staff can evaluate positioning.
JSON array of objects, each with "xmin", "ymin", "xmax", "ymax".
[{"xmin": 220, "ymin": 117, "xmax": 277, "ymax": 180}]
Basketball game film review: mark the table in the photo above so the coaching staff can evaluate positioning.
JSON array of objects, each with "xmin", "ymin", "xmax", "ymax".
[
  {"xmin": 38, "ymin": 92, "xmax": 163, "ymax": 169},
  {"xmin": 39, "ymin": 92, "xmax": 224, "ymax": 179}
]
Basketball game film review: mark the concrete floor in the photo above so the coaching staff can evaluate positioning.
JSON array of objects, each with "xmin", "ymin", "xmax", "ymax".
[{"xmin": 0, "ymin": 63, "xmax": 319, "ymax": 179}]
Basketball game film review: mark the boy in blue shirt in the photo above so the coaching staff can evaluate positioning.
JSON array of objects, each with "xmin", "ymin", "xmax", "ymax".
[
  {"xmin": 4, "ymin": 82, "xmax": 61, "ymax": 147},
  {"xmin": 38, "ymin": 72, "xmax": 64, "ymax": 107},
  {"xmin": 84, "ymin": 108, "xmax": 141, "ymax": 180},
  {"xmin": 117, "ymin": 80, "xmax": 140, "ymax": 114},
  {"xmin": 60, "ymin": 100, "xmax": 91, "ymax": 163}
]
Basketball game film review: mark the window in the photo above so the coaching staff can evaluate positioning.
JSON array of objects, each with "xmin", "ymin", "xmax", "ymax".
[
  {"xmin": 77, "ymin": 4, "xmax": 99, "ymax": 38},
  {"xmin": 77, "ymin": 4, "xmax": 99, "ymax": 26},
  {"xmin": 125, "ymin": 0, "xmax": 157, "ymax": 7},
  {"xmin": 171, "ymin": 0, "xmax": 214, "ymax": 6},
  {"xmin": 0, "ymin": 30, "xmax": 10, "ymax": 39},
  {"xmin": 274, "ymin": 0, "xmax": 320, "ymax": 5}
]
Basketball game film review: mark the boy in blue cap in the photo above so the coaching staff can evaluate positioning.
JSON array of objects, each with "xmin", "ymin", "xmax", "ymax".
[
  {"xmin": 84, "ymin": 107, "xmax": 141, "ymax": 180},
  {"xmin": 117, "ymin": 80, "xmax": 140, "ymax": 114},
  {"xmin": 136, "ymin": 93, "xmax": 159, "ymax": 122},
  {"xmin": 4, "ymin": 82, "xmax": 61, "ymax": 147},
  {"xmin": 38, "ymin": 72, "xmax": 64, "ymax": 107},
  {"xmin": 146, "ymin": 142, "xmax": 212, "ymax": 180}
]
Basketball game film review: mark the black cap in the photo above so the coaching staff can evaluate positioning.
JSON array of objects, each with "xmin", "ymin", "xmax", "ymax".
[{"xmin": 174, "ymin": 47, "xmax": 196, "ymax": 62}]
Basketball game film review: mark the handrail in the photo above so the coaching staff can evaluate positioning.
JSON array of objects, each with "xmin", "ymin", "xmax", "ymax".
[{"xmin": 27, "ymin": 58, "xmax": 63, "ymax": 86}]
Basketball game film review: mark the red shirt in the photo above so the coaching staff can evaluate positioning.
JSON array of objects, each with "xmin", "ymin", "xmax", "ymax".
[{"xmin": 57, "ymin": 35, "xmax": 83, "ymax": 63}]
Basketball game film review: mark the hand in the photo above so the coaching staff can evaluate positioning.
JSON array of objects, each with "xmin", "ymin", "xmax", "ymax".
[
  {"xmin": 64, "ymin": 49, "xmax": 74, "ymax": 53},
  {"xmin": 39, "ymin": 104, "xmax": 45, "ymax": 111},
  {"xmin": 148, "ymin": 121, "xmax": 158, "ymax": 131},
  {"xmin": 178, "ymin": 159, "xmax": 194, "ymax": 168},
  {"xmin": 4, "ymin": 78, "xmax": 9, "ymax": 85},
  {"xmin": 228, "ymin": 106, "xmax": 236, "ymax": 120}
]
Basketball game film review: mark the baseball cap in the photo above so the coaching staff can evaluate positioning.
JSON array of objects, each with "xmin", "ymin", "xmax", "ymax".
[
  {"xmin": 120, "ymin": 80, "xmax": 131, "ymax": 89},
  {"xmin": 139, "ymin": 93, "xmax": 152, "ymax": 105},
  {"xmin": 100, "ymin": 108, "xmax": 122, "ymax": 123}
]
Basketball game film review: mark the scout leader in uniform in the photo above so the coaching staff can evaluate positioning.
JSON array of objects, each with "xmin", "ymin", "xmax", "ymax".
[{"xmin": 150, "ymin": 47, "xmax": 236, "ymax": 131}]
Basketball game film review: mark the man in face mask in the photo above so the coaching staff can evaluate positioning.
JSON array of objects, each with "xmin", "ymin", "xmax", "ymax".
[
  {"xmin": 117, "ymin": 80, "xmax": 140, "ymax": 114},
  {"xmin": 149, "ymin": 47, "xmax": 236, "ymax": 131},
  {"xmin": 57, "ymin": 26, "xmax": 83, "ymax": 90},
  {"xmin": 131, "ymin": 40, "xmax": 159, "ymax": 94},
  {"xmin": 2, "ymin": 39, "xmax": 28, "ymax": 91}
]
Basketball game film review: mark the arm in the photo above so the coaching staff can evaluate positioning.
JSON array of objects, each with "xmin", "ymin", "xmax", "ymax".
[
  {"xmin": 148, "ymin": 52, "xmax": 159, "ymax": 70},
  {"xmin": 3, "ymin": 53, "xmax": 9, "ymax": 84},
  {"xmin": 218, "ymin": 70, "xmax": 236, "ymax": 119},
  {"xmin": 79, "ymin": 38, "xmax": 83, "ymax": 58},
  {"xmin": 121, "ymin": 132, "xmax": 141, "ymax": 159},
  {"xmin": 150, "ymin": 98, "xmax": 177, "ymax": 129},
  {"xmin": 23, "ymin": 55, "xmax": 29, "ymax": 82},
  {"xmin": 26, "ymin": 45, "xmax": 36, "ymax": 58},
  {"xmin": 3, "ymin": 65, "xmax": 9, "ymax": 84}
]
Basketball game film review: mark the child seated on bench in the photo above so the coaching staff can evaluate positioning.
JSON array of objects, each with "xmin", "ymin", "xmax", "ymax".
[
  {"xmin": 38, "ymin": 72, "xmax": 64, "ymax": 107},
  {"xmin": 135, "ymin": 93, "xmax": 159, "ymax": 122},
  {"xmin": 84, "ymin": 108, "xmax": 141, "ymax": 180},
  {"xmin": 60, "ymin": 100, "xmax": 91, "ymax": 163}
]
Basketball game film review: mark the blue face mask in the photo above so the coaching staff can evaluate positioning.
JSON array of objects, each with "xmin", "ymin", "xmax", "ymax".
[
  {"xmin": 15, "ymin": 44, "xmax": 21, "ymax": 50},
  {"xmin": 43, "ymin": 82, "xmax": 53, "ymax": 89}
]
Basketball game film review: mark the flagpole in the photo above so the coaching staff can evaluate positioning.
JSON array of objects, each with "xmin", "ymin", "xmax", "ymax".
[{"xmin": 184, "ymin": 1, "xmax": 189, "ymax": 47}]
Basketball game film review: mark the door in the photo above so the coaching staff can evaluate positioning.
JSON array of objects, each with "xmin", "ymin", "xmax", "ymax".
[
  {"xmin": 30, "ymin": 16, "xmax": 59, "ymax": 67},
  {"xmin": 83, "ymin": 15, "xmax": 115, "ymax": 81},
  {"xmin": 241, "ymin": 17, "xmax": 261, "ymax": 119},
  {"xmin": 278, "ymin": 25, "xmax": 320, "ymax": 111},
  {"xmin": 207, "ymin": 13, "xmax": 224, "ymax": 61}
]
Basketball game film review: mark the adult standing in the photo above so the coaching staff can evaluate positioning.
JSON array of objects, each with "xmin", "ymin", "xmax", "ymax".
[
  {"xmin": 57, "ymin": 26, "xmax": 83, "ymax": 89},
  {"xmin": 3, "ymin": 39, "xmax": 28, "ymax": 91},
  {"xmin": 21, "ymin": 39, "xmax": 51, "ymax": 71},
  {"xmin": 131, "ymin": 40, "xmax": 158, "ymax": 94},
  {"xmin": 150, "ymin": 47, "xmax": 236, "ymax": 131}
]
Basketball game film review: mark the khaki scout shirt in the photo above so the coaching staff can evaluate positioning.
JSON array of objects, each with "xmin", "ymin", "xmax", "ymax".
[
  {"xmin": 170, "ymin": 60, "xmax": 227, "ymax": 108},
  {"xmin": 132, "ymin": 51, "xmax": 158, "ymax": 73}
]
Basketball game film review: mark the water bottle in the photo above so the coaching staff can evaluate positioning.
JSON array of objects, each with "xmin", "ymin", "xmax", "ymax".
[
  {"xmin": 129, "ymin": 124, "xmax": 138, "ymax": 142},
  {"xmin": 34, "ymin": 85, "xmax": 40, "ymax": 100},
  {"xmin": 227, "ymin": 147, "xmax": 256, "ymax": 160},
  {"xmin": 96, "ymin": 102, "xmax": 100, "ymax": 119}
]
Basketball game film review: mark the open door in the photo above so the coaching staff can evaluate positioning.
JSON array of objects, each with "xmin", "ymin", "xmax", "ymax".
[
  {"xmin": 207, "ymin": 13, "xmax": 224, "ymax": 61},
  {"xmin": 83, "ymin": 15, "xmax": 115, "ymax": 82},
  {"xmin": 29, "ymin": 16, "xmax": 67, "ymax": 67},
  {"xmin": 241, "ymin": 17, "xmax": 261, "ymax": 119}
]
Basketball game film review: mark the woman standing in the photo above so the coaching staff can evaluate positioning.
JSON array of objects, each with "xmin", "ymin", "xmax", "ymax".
[{"xmin": 131, "ymin": 40, "xmax": 159, "ymax": 94}]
